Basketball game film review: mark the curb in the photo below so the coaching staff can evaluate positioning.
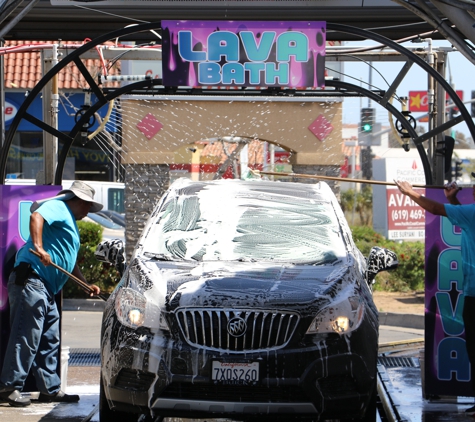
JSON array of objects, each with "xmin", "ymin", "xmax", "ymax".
[
  {"xmin": 63, "ymin": 298, "xmax": 106, "ymax": 312},
  {"xmin": 379, "ymin": 312, "xmax": 424, "ymax": 330},
  {"xmin": 63, "ymin": 299, "xmax": 425, "ymax": 330}
]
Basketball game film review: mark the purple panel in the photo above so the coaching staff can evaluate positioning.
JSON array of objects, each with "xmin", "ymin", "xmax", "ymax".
[
  {"xmin": 162, "ymin": 20, "xmax": 326, "ymax": 88},
  {"xmin": 0, "ymin": 185, "xmax": 61, "ymax": 367},
  {"xmin": 425, "ymin": 188, "xmax": 474, "ymax": 397}
]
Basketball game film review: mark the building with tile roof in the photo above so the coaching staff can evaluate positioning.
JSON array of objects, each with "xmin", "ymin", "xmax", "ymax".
[{"xmin": 3, "ymin": 40, "xmax": 121, "ymax": 90}]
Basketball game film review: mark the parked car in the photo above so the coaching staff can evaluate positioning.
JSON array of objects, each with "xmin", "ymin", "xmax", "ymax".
[
  {"xmin": 96, "ymin": 178, "xmax": 398, "ymax": 422},
  {"xmin": 83, "ymin": 212, "xmax": 125, "ymax": 242},
  {"xmin": 97, "ymin": 209, "xmax": 126, "ymax": 227}
]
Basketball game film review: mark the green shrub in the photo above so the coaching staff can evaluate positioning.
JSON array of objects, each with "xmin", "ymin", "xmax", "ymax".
[
  {"xmin": 350, "ymin": 226, "xmax": 425, "ymax": 292},
  {"xmin": 389, "ymin": 241, "xmax": 425, "ymax": 291},
  {"xmin": 62, "ymin": 221, "xmax": 121, "ymax": 298}
]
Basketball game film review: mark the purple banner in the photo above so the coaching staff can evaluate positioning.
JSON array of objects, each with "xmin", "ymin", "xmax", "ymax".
[
  {"xmin": 0, "ymin": 185, "xmax": 60, "ymax": 365},
  {"xmin": 425, "ymin": 189, "xmax": 473, "ymax": 397},
  {"xmin": 162, "ymin": 20, "xmax": 326, "ymax": 88}
]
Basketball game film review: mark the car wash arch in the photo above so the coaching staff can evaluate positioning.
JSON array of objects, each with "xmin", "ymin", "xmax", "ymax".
[{"xmin": 1, "ymin": 21, "xmax": 475, "ymax": 398}]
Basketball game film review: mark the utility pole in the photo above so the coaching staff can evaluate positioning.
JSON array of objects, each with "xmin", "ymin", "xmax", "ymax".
[
  {"xmin": 41, "ymin": 44, "xmax": 59, "ymax": 185},
  {"xmin": 434, "ymin": 49, "xmax": 448, "ymax": 186}
]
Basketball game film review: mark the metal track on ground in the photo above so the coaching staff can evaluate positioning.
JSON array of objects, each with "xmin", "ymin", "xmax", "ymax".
[{"xmin": 69, "ymin": 348, "xmax": 101, "ymax": 366}]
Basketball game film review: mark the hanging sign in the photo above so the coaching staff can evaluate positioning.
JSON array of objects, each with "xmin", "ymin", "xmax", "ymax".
[
  {"xmin": 4, "ymin": 99, "xmax": 19, "ymax": 127},
  {"xmin": 409, "ymin": 90, "xmax": 464, "ymax": 112},
  {"xmin": 162, "ymin": 20, "xmax": 326, "ymax": 88}
]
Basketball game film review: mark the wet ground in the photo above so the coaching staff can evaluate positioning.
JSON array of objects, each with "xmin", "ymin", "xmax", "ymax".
[
  {"xmin": 4, "ymin": 354, "xmax": 475, "ymax": 422},
  {"xmin": 381, "ymin": 354, "xmax": 475, "ymax": 421}
]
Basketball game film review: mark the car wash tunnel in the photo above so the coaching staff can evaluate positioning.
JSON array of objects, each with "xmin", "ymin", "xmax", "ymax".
[{"xmin": 1, "ymin": 11, "xmax": 475, "ymax": 422}]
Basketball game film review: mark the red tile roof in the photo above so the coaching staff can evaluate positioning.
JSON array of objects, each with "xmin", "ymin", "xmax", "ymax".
[
  {"xmin": 3, "ymin": 40, "xmax": 121, "ymax": 90},
  {"xmin": 200, "ymin": 140, "xmax": 265, "ymax": 165}
]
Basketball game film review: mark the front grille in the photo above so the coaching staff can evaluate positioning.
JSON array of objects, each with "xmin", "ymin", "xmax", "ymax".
[
  {"xmin": 175, "ymin": 308, "xmax": 300, "ymax": 352},
  {"xmin": 161, "ymin": 382, "xmax": 308, "ymax": 402}
]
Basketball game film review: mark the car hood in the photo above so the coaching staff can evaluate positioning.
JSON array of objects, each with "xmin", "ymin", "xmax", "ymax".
[{"xmin": 125, "ymin": 255, "xmax": 366, "ymax": 316}]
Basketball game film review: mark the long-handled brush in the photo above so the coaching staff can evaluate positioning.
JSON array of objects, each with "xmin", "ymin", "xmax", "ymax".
[
  {"xmin": 250, "ymin": 170, "xmax": 448, "ymax": 189},
  {"xmin": 29, "ymin": 248, "xmax": 109, "ymax": 301}
]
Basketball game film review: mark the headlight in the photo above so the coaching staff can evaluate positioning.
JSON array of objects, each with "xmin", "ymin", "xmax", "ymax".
[
  {"xmin": 306, "ymin": 296, "xmax": 364, "ymax": 335},
  {"xmin": 115, "ymin": 287, "xmax": 169, "ymax": 331}
]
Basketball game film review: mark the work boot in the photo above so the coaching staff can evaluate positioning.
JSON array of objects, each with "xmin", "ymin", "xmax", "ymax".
[
  {"xmin": 37, "ymin": 390, "xmax": 80, "ymax": 403},
  {"xmin": 0, "ymin": 390, "xmax": 31, "ymax": 407}
]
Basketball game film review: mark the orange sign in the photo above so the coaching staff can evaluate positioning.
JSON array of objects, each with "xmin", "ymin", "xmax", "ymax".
[{"xmin": 409, "ymin": 90, "xmax": 463, "ymax": 112}]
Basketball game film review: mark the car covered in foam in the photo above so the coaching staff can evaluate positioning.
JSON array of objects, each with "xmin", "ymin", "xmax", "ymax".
[{"xmin": 96, "ymin": 178, "xmax": 398, "ymax": 422}]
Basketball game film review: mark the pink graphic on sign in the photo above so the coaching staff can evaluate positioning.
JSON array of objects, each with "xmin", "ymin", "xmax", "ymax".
[
  {"xmin": 308, "ymin": 115, "xmax": 333, "ymax": 141},
  {"xmin": 137, "ymin": 113, "xmax": 163, "ymax": 140}
]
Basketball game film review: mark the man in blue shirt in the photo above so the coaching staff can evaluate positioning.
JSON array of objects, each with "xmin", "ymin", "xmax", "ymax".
[
  {"xmin": 0, "ymin": 181, "xmax": 103, "ymax": 407},
  {"xmin": 395, "ymin": 178, "xmax": 475, "ymax": 413}
]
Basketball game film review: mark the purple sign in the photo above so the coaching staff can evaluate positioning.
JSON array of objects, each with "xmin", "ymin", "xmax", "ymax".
[
  {"xmin": 425, "ymin": 189, "xmax": 473, "ymax": 397},
  {"xmin": 0, "ymin": 186, "xmax": 60, "ymax": 358},
  {"xmin": 162, "ymin": 20, "xmax": 326, "ymax": 88}
]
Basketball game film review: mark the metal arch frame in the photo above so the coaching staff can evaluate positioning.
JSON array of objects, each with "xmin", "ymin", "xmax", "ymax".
[
  {"xmin": 328, "ymin": 79, "xmax": 430, "ymax": 179},
  {"xmin": 2, "ymin": 22, "xmax": 474, "ymax": 186},
  {"xmin": 0, "ymin": 22, "xmax": 162, "ymax": 184}
]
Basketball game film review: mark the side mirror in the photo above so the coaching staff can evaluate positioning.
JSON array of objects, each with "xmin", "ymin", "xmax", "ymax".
[
  {"xmin": 366, "ymin": 246, "xmax": 398, "ymax": 285},
  {"xmin": 95, "ymin": 239, "xmax": 126, "ymax": 277}
]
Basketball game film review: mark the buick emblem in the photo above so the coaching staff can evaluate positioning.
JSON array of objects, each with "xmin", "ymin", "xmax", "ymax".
[{"xmin": 227, "ymin": 317, "xmax": 247, "ymax": 337}]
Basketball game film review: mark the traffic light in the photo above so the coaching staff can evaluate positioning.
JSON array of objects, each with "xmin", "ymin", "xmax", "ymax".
[
  {"xmin": 454, "ymin": 159, "xmax": 463, "ymax": 180},
  {"xmin": 360, "ymin": 108, "xmax": 375, "ymax": 133},
  {"xmin": 443, "ymin": 135, "xmax": 455, "ymax": 181},
  {"xmin": 361, "ymin": 147, "xmax": 374, "ymax": 179}
]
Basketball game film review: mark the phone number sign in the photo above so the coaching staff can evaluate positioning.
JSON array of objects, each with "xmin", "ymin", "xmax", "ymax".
[{"xmin": 387, "ymin": 188, "xmax": 425, "ymax": 240}]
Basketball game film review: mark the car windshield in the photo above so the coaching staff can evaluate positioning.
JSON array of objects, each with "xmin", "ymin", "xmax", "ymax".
[{"xmin": 141, "ymin": 182, "xmax": 347, "ymax": 265}]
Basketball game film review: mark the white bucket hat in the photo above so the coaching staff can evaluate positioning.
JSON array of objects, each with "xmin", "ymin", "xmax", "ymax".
[
  {"xmin": 58, "ymin": 180, "xmax": 103, "ymax": 213},
  {"xmin": 30, "ymin": 180, "xmax": 103, "ymax": 213}
]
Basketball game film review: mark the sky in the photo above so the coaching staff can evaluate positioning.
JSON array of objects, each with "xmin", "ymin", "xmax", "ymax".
[{"xmin": 339, "ymin": 39, "xmax": 474, "ymax": 143}]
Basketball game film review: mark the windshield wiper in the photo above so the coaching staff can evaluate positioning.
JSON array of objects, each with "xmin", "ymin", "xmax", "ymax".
[
  {"xmin": 143, "ymin": 252, "xmax": 177, "ymax": 261},
  {"xmin": 237, "ymin": 257, "xmax": 257, "ymax": 262}
]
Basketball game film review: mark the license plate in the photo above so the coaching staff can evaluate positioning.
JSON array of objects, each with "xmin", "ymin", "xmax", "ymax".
[{"xmin": 211, "ymin": 361, "xmax": 259, "ymax": 384}]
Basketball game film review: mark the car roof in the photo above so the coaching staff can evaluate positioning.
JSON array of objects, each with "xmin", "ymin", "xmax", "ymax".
[{"xmin": 167, "ymin": 178, "xmax": 334, "ymax": 202}]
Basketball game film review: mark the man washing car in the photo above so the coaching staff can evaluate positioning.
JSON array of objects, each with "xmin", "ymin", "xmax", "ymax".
[{"xmin": 0, "ymin": 181, "xmax": 103, "ymax": 407}]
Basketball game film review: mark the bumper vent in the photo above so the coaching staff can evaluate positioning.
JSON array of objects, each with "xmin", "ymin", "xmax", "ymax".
[
  {"xmin": 114, "ymin": 368, "xmax": 155, "ymax": 391},
  {"xmin": 175, "ymin": 308, "xmax": 300, "ymax": 352},
  {"xmin": 317, "ymin": 375, "xmax": 358, "ymax": 395}
]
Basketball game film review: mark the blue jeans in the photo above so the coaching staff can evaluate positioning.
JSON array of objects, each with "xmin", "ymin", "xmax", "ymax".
[{"xmin": 0, "ymin": 271, "xmax": 61, "ymax": 394}]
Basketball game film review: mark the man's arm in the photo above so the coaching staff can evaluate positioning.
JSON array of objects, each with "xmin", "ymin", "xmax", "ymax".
[
  {"xmin": 72, "ymin": 263, "xmax": 101, "ymax": 297},
  {"xmin": 394, "ymin": 180, "xmax": 447, "ymax": 216},
  {"xmin": 30, "ymin": 212, "xmax": 52, "ymax": 266}
]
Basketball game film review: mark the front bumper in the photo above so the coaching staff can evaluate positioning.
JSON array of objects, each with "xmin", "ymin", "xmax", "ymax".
[{"xmin": 101, "ymin": 310, "xmax": 378, "ymax": 420}]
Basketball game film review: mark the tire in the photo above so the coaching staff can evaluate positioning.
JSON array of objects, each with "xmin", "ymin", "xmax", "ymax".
[
  {"xmin": 359, "ymin": 380, "xmax": 378, "ymax": 422},
  {"xmin": 99, "ymin": 375, "xmax": 140, "ymax": 422},
  {"xmin": 339, "ymin": 379, "xmax": 377, "ymax": 422}
]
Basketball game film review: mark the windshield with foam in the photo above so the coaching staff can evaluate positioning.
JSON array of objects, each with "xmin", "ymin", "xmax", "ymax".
[{"xmin": 142, "ymin": 181, "xmax": 347, "ymax": 265}]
